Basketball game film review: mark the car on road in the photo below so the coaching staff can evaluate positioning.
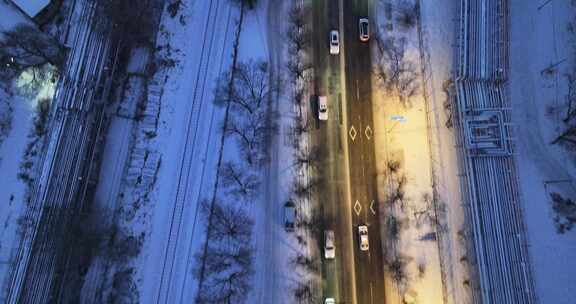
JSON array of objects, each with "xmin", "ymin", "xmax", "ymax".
[
  {"xmin": 318, "ymin": 96, "xmax": 328, "ymax": 120},
  {"xmin": 324, "ymin": 230, "xmax": 335, "ymax": 259},
  {"xmin": 325, "ymin": 298, "xmax": 335, "ymax": 304},
  {"xmin": 329, "ymin": 30, "xmax": 340, "ymax": 55},
  {"xmin": 359, "ymin": 18, "xmax": 369, "ymax": 42},
  {"xmin": 358, "ymin": 225, "xmax": 369, "ymax": 251},
  {"xmin": 284, "ymin": 201, "xmax": 296, "ymax": 231}
]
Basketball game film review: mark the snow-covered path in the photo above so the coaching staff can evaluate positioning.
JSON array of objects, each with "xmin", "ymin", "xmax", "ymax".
[{"xmin": 0, "ymin": 96, "xmax": 33, "ymax": 299}]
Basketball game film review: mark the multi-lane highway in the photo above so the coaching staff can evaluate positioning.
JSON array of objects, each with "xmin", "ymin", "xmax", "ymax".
[{"xmin": 311, "ymin": 0, "xmax": 385, "ymax": 303}]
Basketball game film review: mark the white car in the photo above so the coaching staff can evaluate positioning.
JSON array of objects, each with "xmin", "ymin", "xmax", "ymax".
[
  {"xmin": 325, "ymin": 298, "xmax": 336, "ymax": 304},
  {"xmin": 324, "ymin": 230, "xmax": 335, "ymax": 259},
  {"xmin": 329, "ymin": 30, "xmax": 340, "ymax": 55},
  {"xmin": 359, "ymin": 18, "xmax": 369, "ymax": 42},
  {"xmin": 358, "ymin": 225, "xmax": 369, "ymax": 251},
  {"xmin": 318, "ymin": 96, "xmax": 328, "ymax": 121}
]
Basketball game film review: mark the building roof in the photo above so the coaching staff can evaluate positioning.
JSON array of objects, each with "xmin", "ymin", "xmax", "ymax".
[{"xmin": 11, "ymin": 0, "xmax": 50, "ymax": 17}]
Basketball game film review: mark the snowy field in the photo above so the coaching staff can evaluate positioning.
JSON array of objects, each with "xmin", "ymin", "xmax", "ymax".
[{"xmin": 509, "ymin": 1, "xmax": 576, "ymax": 303}]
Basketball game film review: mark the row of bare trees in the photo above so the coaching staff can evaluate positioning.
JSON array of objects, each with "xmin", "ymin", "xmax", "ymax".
[
  {"xmin": 195, "ymin": 25, "xmax": 277, "ymax": 299},
  {"xmin": 195, "ymin": 200, "xmax": 254, "ymax": 304},
  {"xmin": 214, "ymin": 60, "xmax": 278, "ymax": 165},
  {"xmin": 284, "ymin": 2, "xmax": 325, "ymax": 303}
]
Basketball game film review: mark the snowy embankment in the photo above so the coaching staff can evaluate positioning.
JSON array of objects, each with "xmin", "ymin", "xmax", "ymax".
[
  {"xmin": 509, "ymin": 1, "xmax": 576, "ymax": 303},
  {"xmin": 416, "ymin": 1, "xmax": 475, "ymax": 303},
  {"xmin": 371, "ymin": 0, "xmax": 444, "ymax": 303}
]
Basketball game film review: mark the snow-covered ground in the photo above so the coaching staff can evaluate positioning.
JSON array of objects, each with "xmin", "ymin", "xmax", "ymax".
[
  {"xmin": 509, "ymin": 1, "xmax": 576, "ymax": 303},
  {"xmin": 0, "ymin": 93, "xmax": 32, "ymax": 299},
  {"xmin": 371, "ymin": 1, "xmax": 445, "ymax": 303},
  {"xmin": 118, "ymin": 0, "xmax": 238, "ymax": 302},
  {"xmin": 417, "ymin": 1, "xmax": 473, "ymax": 303}
]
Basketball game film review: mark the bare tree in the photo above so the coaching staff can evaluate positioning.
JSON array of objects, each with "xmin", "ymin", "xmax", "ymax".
[
  {"xmin": 564, "ymin": 71, "xmax": 576, "ymax": 123},
  {"xmin": 552, "ymin": 126, "xmax": 576, "ymax": 148},
  {"xmin": 373, "ymin": 35, "xmax": 419, "ymax": 106},
  {"xmin": 385, "ymin": 255, "xmax": 409, "ymax": 288},
  {"xmin": 293, "ymin": 146, "xmax": 321, "ymax": 169},
  {"xmin": 394, "ymin": 1, "xmax": 420, "ymax": 30},
  {"xmin": 292, "ymin": 280, "xmax": 317, "ymax": 304},
  {"xmin": 289, "ymin": 253, "xmax": 319, "ymax": 274},
  {"xmin": 442, "ymin": 79, "xmax": 454, "ymax": 128},
  {"xmin": 549, "ymin": 192, "xmax": 576, "ymax": 233},
  {"xmin": 224, "ymin": 111, "xmax": 275, "ymax": 165},
  {"xmin": 297, "ymin": 207, "xmax": 323, "ymax": 235},
  {"xmin": 387, "ymin": 173, "xmax": 408, "ymax": 209},
  {"xmin": 293, "ymin": 114, "xmax": 311, "ymax": 137},
  {"xmin": 287, "ymin": 55, "xmax": 313, "ymax": 81},
  {"xmin": 214, "ymin": 60, "xmax": 276, "ymax": 115},
  {"xmin": 286, "ymin": 5, "xmax": 311, "ymax": 53},
  {"xmin": 385, "ymin": 212, "xmax": 403, "ymax": 242},
  {"xmin": 292, "ymin": 176, "xmax": 321, "ymax": 201},
  {"xmin": 219, "ymin": 161, "xmax": 260, "ymax": 201},
  {"xmin": 197, "ymin": 246, "xmax": 253, "ymax": 304},
  {"xmin": 205, "ymin": 200, "xmax": 253, "ymax": 245},
  {"xmin": 0, "ymin": 24, "xmax": 66, "ymax": 75},
  {"xmin": 93, "ymin": 0, "xmax": 154, "ymax": 45},
  {"xmin": 195, "ymin": 199, "xmax": 255, "ymax": 304}
]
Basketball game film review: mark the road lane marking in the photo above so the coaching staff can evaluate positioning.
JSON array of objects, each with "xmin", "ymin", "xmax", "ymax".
[
  {"xmin": 354, "ymin": 200, "xmax": 362, "ymax": 216},
  {"xmin": 364, "ymin": 125, "xmax": 372, "ymax": 140},
  {"xmin": 369, "ymin": 200, "xmax": 376, "ymax": 215},
  {"xmin": 370, "ymin": 282, "xmax": 374, "ymax": 304},
  {"xmin": 349, "ymin": 125, "xmax": 357, "ymax": 141}
]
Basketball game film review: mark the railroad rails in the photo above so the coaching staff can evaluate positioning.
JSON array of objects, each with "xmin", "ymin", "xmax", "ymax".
[
  {"xmin": 452, "ymin": 0, "xmax": 537, "ymax": 303},
  {"xmin": 5, "ymin": 0, "xmax": 118, "ymax": 302}
]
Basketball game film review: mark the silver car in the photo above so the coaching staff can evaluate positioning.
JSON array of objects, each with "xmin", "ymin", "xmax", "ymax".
[
  {"xmin": 329, "ymin": 30, "xmax": 340, "ymax": 55},
  {"xmin": 359, "ymin": 18, "xmax": 369, "ymax": 42},
  {"xmin": 358, "ymin": 225, "xmax": 369, "ymax": 251},
  {"xmin": 318, "ymin": 96, "xmax": 328, "ymax": 121},
  {"xmin": 324, "ymin": 230, "xmax": 335, "ymax": 259}
]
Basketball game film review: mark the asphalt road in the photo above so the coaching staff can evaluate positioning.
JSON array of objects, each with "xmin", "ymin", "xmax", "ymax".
[{"xmin": 311, "ymin": 0, "xmax": 385, "ymax": 303}]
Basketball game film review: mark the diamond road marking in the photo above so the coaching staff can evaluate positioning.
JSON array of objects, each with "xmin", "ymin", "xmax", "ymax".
[
  {"xmin": 349, "ymin": 125, "xmax": 357, "ymax": 141},
  {"xmin": 365, "ymin": 126, "xmax": 373, "ymax": 140},
  {"xmin": 354, "ymin": 200, "xmax": 362, "ymax": 216}
]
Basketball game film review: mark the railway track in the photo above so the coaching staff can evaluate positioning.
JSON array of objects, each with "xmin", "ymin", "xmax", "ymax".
[{"xmin": 154, "ymin": 0, "xmax": 235, "ymax": 302}]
